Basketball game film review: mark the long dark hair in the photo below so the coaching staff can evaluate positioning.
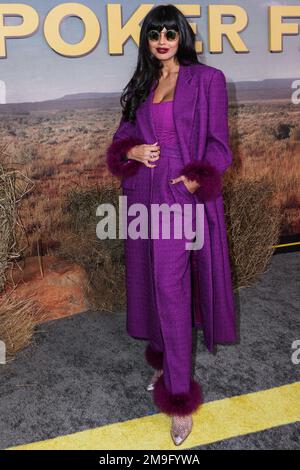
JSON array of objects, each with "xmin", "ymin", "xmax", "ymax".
[{"xmin": 120, "ymin": 4, "xmax": 201, "ymax": 123}]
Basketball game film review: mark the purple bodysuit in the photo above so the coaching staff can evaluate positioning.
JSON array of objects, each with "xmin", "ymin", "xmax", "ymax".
[{"xmin": 151, "ymin": 100, "xmax": 180, "ymax": 147}]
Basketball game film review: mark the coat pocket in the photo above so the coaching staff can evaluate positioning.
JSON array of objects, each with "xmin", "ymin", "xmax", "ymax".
[
  {"xmin": 176, "ymin": 180, "xmax": 194, "ymax": 197},
  {"xmin": 167, "ymin": 159, "xmax": 194, "ymax": 199}
]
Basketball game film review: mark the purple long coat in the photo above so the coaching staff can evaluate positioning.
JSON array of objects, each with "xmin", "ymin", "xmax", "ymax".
[{"xmin": 106, "ymin": 63, "xmax": 238, "ymax": 354}]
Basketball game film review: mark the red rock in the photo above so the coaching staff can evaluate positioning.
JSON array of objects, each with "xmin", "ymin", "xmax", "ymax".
[{"xmin": 1, "ymin": 256, "xmax": 92, "ymax": 324}]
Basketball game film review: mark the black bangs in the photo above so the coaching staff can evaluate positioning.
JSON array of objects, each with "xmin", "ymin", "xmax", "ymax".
[
  {"xmin": 147, "ymin": 19, "xmax": 179, "ymax": 32},
  {"xmin": 146, "ymin": 4, "xmax": 180, "ymax": 32}
]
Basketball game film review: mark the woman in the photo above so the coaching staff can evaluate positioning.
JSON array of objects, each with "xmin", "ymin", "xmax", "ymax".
[{"xmin": 106, "ymin": 4, "xmax": 237, "ymax": 446}]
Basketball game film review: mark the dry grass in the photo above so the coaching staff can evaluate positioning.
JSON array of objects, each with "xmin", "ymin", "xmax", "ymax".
[
  {"xmin": 0, "ymin": 292, "xmax": 46, "ymax": 363},
  {"xmin": 223, "ymin": 177, "xmax": 281, "ymax": 290},
  {"xmin": 0, "ymin": 145, "xmax": 35, "ymax": 292},
  {"xmin": 0, "ymin": 148, "xmax": 45, "ymax": 362},
  {"xmin": 56, "ymin": 181, "xmax": 126, "ymax": 312},
  {"xmin": 228, "ymin": 103, "xmax": 300, "ymax": 234}
]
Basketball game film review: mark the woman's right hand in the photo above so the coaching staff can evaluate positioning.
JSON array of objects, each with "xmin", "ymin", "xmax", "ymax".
[{"xmin": 126, "ymin": 142, "xmax": 160, "ymax": 168}]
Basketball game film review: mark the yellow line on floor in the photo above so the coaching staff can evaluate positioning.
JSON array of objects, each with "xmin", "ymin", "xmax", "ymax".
[
  {"xmin": 6, "ymin": 381, "xmax": 300, "ymax": 450},
  {"xmin": 274, "ymin": 241, "xmax": 300, "ymax": 248}
]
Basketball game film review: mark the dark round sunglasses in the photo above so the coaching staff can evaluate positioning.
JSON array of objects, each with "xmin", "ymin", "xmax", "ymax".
[{"xmin": 147, "ymin": 29, "xmax": 179, "ymax": 42}]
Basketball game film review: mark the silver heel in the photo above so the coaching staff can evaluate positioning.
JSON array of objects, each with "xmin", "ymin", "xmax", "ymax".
[{"xmin": 146, "ymin": 369, "xmax": 163, "ymax": 391}]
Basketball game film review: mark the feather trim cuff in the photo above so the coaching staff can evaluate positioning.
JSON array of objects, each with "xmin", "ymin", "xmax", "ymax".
[
  {"xmin": 181, "ymin": 161, "xmax": 222, "ymax": 201},
  {"xmin": 153, "ymin": 375, "xmax": 203, "ymax": 416},
  {"xmin": 106, "ymin": 137, "xmax": 144, "ymax": 177}
]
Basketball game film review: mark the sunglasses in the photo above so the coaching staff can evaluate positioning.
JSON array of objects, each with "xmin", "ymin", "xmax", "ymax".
[{"xmin": 147, "ymin": 29, "xmax": 179, "ymax": 42}]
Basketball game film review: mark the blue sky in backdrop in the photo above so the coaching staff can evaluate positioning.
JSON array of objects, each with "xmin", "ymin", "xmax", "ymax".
[{"xmin": 0, "ymin": 0, "xmax": 299, "ymax": 103}]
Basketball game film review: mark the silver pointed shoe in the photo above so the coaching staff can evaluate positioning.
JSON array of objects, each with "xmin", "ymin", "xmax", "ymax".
[
  {"xmin": 170, "ymin": 414, "xmax": 193, "ymax": 446},
  {"xmin": 146, "ymin": 369, "xmax": 163, "ymax": 391}
]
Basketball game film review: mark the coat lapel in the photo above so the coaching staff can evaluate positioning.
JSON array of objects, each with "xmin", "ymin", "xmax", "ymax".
[
  {"xmin": 173, "ymin": 64, "xmax": 198, "ymax": 165},
  {"xmin": 137, "ymin": 64, "xmax": 198, "ymax": 166}
]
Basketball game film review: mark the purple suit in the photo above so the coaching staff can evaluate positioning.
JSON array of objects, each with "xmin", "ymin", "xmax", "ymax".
[{"xmin": 106, "ymin": 63, "xmax": 238, "ymax": 416}]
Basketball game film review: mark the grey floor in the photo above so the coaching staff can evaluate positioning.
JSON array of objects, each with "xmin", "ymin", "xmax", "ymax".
[{"xmin": 0, "ymin": 251, "xmax": 299, "ymax": 450}]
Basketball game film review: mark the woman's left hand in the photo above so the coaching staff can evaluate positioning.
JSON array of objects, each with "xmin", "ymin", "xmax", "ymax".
[{"xmin": 170, "ymin": 175, "xmax": 200, "ymax": 194}]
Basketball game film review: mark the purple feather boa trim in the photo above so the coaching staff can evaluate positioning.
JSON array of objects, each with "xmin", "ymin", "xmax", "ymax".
[
  {"xmin": 145, "ymin": 344, "xmax": 164, "ymax": 370},
  {"xmin": 153, "ymin": 374, "xmax": 203, "ymax": 416},
  {"xmin": 181, "ymin": 160, "xmax": 222, "ymax": 201},
  {"xmin": 106, "ymin": 136, "xmax": 144, "ymax": 177}
]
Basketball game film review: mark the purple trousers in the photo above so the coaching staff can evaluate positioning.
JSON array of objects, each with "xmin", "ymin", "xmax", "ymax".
[{"xmin": 123, "ymin": 143, "xmax": 203, "ymax": 415}]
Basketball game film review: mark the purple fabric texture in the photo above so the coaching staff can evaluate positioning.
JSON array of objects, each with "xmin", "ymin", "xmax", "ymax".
[
  {"xmin": 151, "ymin": 100, "xmax": 222, "ymax": 201},
  {"xmin": 106, "ymin": 64, "xmax": 238, "ymax": 413},
  {"xmin": 144, "ymin": 343, "xmax": 164, "ymax": 370}
]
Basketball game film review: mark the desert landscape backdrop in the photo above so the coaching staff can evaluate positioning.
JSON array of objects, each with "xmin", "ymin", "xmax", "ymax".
[{"xmin": 0, "ymin": 78, "xmax": 299, "ymax": 258}]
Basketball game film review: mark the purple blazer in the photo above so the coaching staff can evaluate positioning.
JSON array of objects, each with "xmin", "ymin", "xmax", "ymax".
[{"xmin": 106, "ymin": 63, "xmax": 238, "ymax": 353}]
